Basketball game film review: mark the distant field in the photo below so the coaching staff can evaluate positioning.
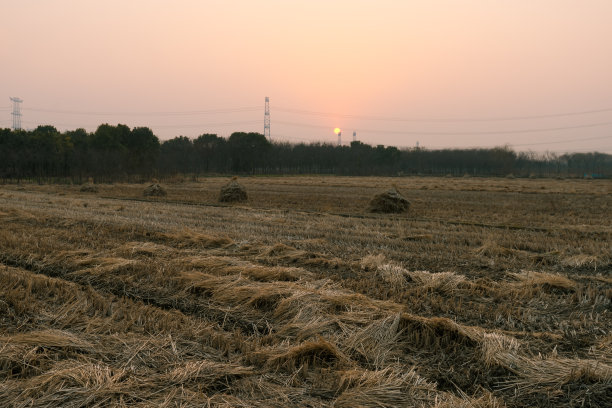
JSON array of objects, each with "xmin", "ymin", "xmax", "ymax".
[{"xmin": 1, "ymin": 176, "xmax": 610, "ymax": 407}]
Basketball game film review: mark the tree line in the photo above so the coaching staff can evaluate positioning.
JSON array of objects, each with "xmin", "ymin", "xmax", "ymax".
[{"xmin": 0, "ymin": 124, "xmax": 610, "ymax": 182}]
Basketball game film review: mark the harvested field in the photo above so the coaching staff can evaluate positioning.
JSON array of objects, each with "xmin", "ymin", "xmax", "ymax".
[{"xmin": 0, "ymin": 176, "xmax": 610, "ymax": 407}]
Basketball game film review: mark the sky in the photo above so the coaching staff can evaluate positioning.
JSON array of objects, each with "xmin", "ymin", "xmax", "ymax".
[{"xmin": 2, "ymin": 0, "xmax": 612, "ymax": 153}]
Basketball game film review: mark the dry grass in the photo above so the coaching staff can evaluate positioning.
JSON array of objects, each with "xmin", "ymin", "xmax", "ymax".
[
  {"xmin": 0, "ymin": 176, "xmax": 610, "ymax": 407},
  {"xmin": 508, "ymin": 270, "xmax": 577, "ymax": 292}
]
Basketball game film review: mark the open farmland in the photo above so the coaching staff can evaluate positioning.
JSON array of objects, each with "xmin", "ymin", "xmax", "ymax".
[{"xmin": 0, "ymin": 176, "xmax": 610, "ymax": 407}]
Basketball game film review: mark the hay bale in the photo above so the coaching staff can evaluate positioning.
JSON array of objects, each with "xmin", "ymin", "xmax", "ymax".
[
  {"xmin": 80, "ymin": 183, "xmax": 98, "ymax": 193},
  {"xmin": 368, "ymin": 188, "xmax": 410, "ymax": 214},
  {"xmin": 219, "ymin": 179, "xmax": 247, "ymax": 202},
  {"xmin": 143, "ymin": 183, "xmax": 167, "ymax": 197}
]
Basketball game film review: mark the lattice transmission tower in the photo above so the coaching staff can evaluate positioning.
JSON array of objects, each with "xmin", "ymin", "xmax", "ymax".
[
  {"xmin": 10, "ymin": 97, "xmax": 23, "ymax": 130},
  {"xmin": 264, "ymin": 96, "xmax": 270, "ymax": 140}
]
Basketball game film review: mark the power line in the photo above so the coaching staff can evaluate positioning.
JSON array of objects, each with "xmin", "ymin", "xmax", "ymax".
[
  {"xmin": 275, "ymin": 106, "xmax": 612, "ymax": 123},
  {"xmin": 21, "ymin": 106, "xmax": 261, "ymax": 116},
  {"xmin": 20, "ymin": 119, "xmax": 261, "ymax": 129},
  {"xmin": 270, "ymin": 133, "xmax": 329, "ymax": 143},
  {"xmin": 22, "ymin": 103, "xmax": 612, "ymax": 122},
  {"xmin": 422, "ymin": 137, "xmax": 612, "ymax": 150},
  {"xmin": 561, "ymin": 146, "xmax": 612, "ymax": 153},
  {"xmin": 151, "ymin": 120, "xmax": 260, "ymax": 129},
  {"xmin": 512, "ymin": 134, "xmax": 612, "ymax": 147},
  {"xmin": 13, "ymin": 101, "xmax": 612, "ymax": 123},
  {"xmin": 275, "ymin": 119, "xmax": 612, "ymax": 136}
]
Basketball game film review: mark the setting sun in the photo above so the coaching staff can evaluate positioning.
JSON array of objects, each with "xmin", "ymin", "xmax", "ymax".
[{"xmin": 334, "ymin": 127, "xmax": 341, "ymax": 135}]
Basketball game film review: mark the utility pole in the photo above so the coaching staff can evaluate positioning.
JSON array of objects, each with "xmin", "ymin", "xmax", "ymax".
[{"xmin": 10, "ymin": 97, "xmax": 23, "ymax": 130}]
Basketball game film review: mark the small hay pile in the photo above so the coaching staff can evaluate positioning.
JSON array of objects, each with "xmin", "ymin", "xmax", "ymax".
[
  {"xmin": 143, "ymin": 183, "xmax": 167, "ymax": 197},
  {"xmin": 79, "ymin": 184, "xmax": 98, "ymax": 193},
  {"xmin": 368, "ymin": 187, "xmax": 410, "ymax": 213},
  {"xmin": 80, "ymin": 178, "xmax": 98, "ymax": 193},
  {"xmin": 219, "ymin": 178, "xmax": 247, "ymax": 202}
]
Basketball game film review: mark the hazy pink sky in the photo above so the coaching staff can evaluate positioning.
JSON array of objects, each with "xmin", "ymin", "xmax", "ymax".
[{"xmin": 2, "ymin": 1, "xmax": 612, "ymax": 152}]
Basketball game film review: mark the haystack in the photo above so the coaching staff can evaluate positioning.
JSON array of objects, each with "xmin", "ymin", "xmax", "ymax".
[
  {"xmin": 80, "ymin": 177, "xmax": 98, "ymax": 192},
  {"xmin": 219, "ymin": 178, "xmax": 247, "ymax": 202},
  {"xmin": 368, "ymin": 187, "xmax": 410, "ymax": 213},
  {"xmin": 143, "ymin": 183, "xmax": 167, "ymax": 197},
  {"xmin": 80, "ymin": 183, "xmax": 98, "ymax": 193}
]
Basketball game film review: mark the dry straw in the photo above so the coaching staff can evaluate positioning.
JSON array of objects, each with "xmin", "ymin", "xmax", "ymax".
[
  {"xmin": 219, "ymin": 177, "xmax": 247, "ymax": 202},
  {"xmin": 368, "ymin": 187, "xmax": 410, "ymax": 213},
  {"xmin": 143, "ymin": 182, "xmax": 166, "ymax": 197}
]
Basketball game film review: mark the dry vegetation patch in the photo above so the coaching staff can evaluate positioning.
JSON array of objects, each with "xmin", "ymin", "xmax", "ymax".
[{"xmin": 0, "ymin": 177, "xmax": 610, "ymax": 407}]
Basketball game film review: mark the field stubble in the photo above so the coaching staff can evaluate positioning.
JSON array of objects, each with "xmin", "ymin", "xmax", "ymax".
[{"xmin": 0, "ymin": 176, "xmax": 610, "ymax": 407}]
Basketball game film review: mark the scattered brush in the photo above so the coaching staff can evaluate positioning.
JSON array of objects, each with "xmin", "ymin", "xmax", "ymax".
[
  {"xmin": 401, "ymin": 233, "xmax": 434, "ymax": 241},
  {"xmin": 342, "ymin": 314, "xmax": 403, "ymax": 368},
  {"xmin": 480, "ymin": 332, "xmax": 522, "ymax": 368},
  {"xmin": 219, "ymin": 177, "xmax": 247, "ymax": 202},
  {"xmin": 116, "ymin": 241, "xmax": 172, "ymax": 258},
  {"xmin": 399, "ymin": 313, "xmax": 482, "ymax": 351},
  {"xmin": 561, "ymin": 254, "xmax": 602, "ymax": 270},
  {"xmin": 259, "ymin": 338, "xmax": 348, "ymax": 370},
  {"xmin": 273, "ymin": 284, "xmax": 400, "ymax": 327},
  {"xmin": 181, "ymin": 255, "xmax": 310, "ymax": 281},
  {"xmin": 220, "ymin": 283, "xmax": 293, "ymax": 314},
  {"xmin": 508, "ymin": 270, "xmax": 577, "ymax": 293},
  {"xmin": 0, "ymin": 330, "xmax": 94, "ymax": 352},
  {"xmin": 275, "ymin": 315, "xmax": 340, "ymax": 342},
  {"xmin": 360, "ymin": 254, "xmax": 386, "ymax": 271},
  {"xmin": 492, "ymin": 349, "xmax": 612, "ymax": 397},
  {"xmin": 257, "ymin": 243, "xmax": 342, "ymax": 268},
  {"xmin": 482, "ymin": 331, "xmax": 612, "ymax": 401},
  {"xmin": 334, "ymin": 366, "xmax": 440, "ymax": 408},
  {"xmin": 367, "ymin": 257, "xmax": 466, "ymax": 294},
  {"xmin": 406, "ymin": 270, "xmax": 467, "ymax": 294},
  {"xmin": 165, "ymin": 360, "xmax": 254, "ymax": 386},
  {"xmin": 474, "ymin": 240, "xmax": 518, "ymax": 257},
  {"xmin": 160, "ymin": 229, "xmax": 234, "ymax": 249},
  {"xmin": 367, "ymin": 187, "xmax": 410, "ymax": 213},
  {"xmin": 65, "ymin": 256, "xmax": 139, "ymax": 280},
  {"xmin": 241, "ymin": 265, "xmax": 307, "ymax": 282},
  {"xmin": 377, "ymin": 264, "xmax": 408, "ymax": 288}
]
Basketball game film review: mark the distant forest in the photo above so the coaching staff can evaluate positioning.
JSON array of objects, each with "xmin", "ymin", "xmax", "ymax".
[{"xmin": 1, "ymin": 124, "xmax": 611, "ymax": 182}]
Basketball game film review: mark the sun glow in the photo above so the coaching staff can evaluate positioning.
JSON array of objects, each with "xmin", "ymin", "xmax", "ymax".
[{"xmin": 334, "ymin": 127, "xmax": 341, "ymax": 135}]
